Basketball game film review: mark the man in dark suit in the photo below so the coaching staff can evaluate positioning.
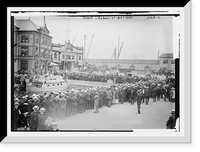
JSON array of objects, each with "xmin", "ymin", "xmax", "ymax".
[
  {"xmin": 122, "ymin": 87, "xmax": 127, "ymax": 103},
  {"xmin": 136, "ymin": 90, "xmax": 143, "ymax": 114},
  {"xmin": 166, "ymin": 109, "xmax": 176, "ymax": 129},
  {"xmin": 79, "ymin": 92, "xmax": 85, "ymax": 113},
  {"xmin": 71, "ymin": 93, "xmax": 78, "ymax": 115},
  {"xmin": 13, "ymin": 101, "xmax": 22, "ymax": 130}
]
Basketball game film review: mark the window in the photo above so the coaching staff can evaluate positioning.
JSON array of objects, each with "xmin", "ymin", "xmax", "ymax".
[
  {"xmin": 21, "ymin": 47, "xmax": 29, "ymax": 56},
  {"xmin": 35, "ymin": 36, "xmax": 38, "ymax": 43},
  {"xmin": 54, "ymin": 52, "xmax": 57, "ymax": 59},
  {"xmin": 68, "ymin": 55, "xmax": 71, "ymax": 59},
  {"xmin": 21, "ymin": 34, "xmax": 29, "ymax": 43},
  {"xmin": 79, "ymin": 56, "xmax": 81, "ymax": 60},
  {"xmin": 21, "ymin": 60, "xmax": 28, "ymax": 71},
  {"xmin": 42, "ymin": 50, "xmax": 48, "ymax": 58},
  {"xmin": 72, "ymin": 55, "xmax": 74, "ymax": 60},
  {"xmin": 163, "ymin": 60, "xmax": 168, "ymax": 64},
  {"xmin": 63, "ymin": 54, "xmax": 65, "ymax": 59},
  {"xmin": 42, "ymin": 38, "xmax": 47, "ymax": 45},
  {"xmin": 171, "ymin": 60, "xmax": 175, "ymax": 64}
]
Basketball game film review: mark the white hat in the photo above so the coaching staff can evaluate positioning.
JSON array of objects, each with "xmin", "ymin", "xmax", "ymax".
[
  {"xmin": 22, "ymin": 95, "xmax": 28, "ymax": 98},
  {"xmin": 33, "ymin": 105, "xmax": 39, "ymax": 110},
  {"xmin": 14, "ymin": 102, "xmax": 19, "ymax": 105},
  {"xmin": 39, "ymin": 107, "xmax": 46, "ymax": 113}
]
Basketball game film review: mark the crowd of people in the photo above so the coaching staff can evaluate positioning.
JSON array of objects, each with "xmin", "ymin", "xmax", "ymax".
[
  {"xmin": 63, "ymin": 71, "xmax": 140, "ymax": 83},
  {"xmin": 13, "ymin": 72, "xmax": 175, "ymax": 131},
  {"xmin": 14, "ymin": 70, "xmax": 174, "ymax": 91}
]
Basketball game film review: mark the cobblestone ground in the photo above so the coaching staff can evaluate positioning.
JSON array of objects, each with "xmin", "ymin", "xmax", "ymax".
[{"xmin": 56, "ymin": 99, "xmax": 175, "ymax": 130}]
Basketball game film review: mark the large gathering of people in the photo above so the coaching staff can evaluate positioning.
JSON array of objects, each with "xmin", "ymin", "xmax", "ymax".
[{"xmin": 13, "ymin": 70, "xmax": 175, "ymax": 131}]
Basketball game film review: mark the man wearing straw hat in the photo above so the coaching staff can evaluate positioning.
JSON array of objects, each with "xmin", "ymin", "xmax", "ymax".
[{"xmin": 29, "ymin": 105, "xmax": 39, "ymax": 131}]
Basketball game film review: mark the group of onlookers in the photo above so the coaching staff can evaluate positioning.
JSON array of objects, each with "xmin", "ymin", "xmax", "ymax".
[{"xmin": 13, "ymin": 73, "xmax": 175, "ymax": 131}]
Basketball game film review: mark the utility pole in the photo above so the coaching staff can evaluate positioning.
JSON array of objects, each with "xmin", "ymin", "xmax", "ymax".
[{"xmin": 38, "ymin": 16, "xmax": 45, "ymax": 75}]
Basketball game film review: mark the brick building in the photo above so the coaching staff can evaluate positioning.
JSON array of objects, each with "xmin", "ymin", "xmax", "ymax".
[{"xmin": 14, "ymin": 19, "xmax": 52, "ymax": 74}]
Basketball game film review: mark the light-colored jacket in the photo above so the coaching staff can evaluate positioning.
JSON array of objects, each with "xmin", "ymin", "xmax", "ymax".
[{"xmin": 106, "ymin": 90, "xmax": 112, "ymax": 100}]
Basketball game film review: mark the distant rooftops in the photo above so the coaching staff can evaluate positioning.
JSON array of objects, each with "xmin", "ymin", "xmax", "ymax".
[
  {"xmin": 159, "ymin": 53, "xmax": 173, "ymax": 58},
  {"xmin": 52, "ymin": 41, "xmax": 83, "ymax": 52}
]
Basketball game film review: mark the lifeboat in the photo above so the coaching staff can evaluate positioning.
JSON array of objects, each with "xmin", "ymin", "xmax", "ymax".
[{"xmin": 26, "ymin": 75, "xmax": 68, "ymax": 93}]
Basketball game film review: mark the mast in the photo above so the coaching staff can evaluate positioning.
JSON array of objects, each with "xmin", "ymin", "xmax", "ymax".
[
  {"xmin": 86, "ymin": 34, "xmax": 94, "ymax": 59},
  {"xmin": 83, "ymin": 35, "xmax": 86, "ymax": 62},
  {"xmin": 118, "ymin": 35, "xmax": 120, "ymax": 59}
]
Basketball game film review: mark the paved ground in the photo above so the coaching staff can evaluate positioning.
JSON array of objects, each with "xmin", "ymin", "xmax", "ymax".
[{"xmin": 56, "ymin": 99, "xmax": 175, "ymax": 130}]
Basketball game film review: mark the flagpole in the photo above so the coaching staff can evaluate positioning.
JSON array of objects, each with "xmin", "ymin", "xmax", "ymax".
[
  {"xmin": 39, "ymin": 16, "xmax": 45, "ymax": 75},
  {"xmin": 32, "ymin": 48, "xmax": 35, "ymax": 74}
]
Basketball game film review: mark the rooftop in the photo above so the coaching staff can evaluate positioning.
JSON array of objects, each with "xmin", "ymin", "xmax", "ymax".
[
  {"xmin": 85, "ymin": 59, "xmax": 159, "ymax": 64},
  {"xmin": 14, "ymin": 19, "xmax": 51, "ymax": 38},
  {"xmin": 14, "ymin": 19, "xmax": 40, "ymax": 32}
]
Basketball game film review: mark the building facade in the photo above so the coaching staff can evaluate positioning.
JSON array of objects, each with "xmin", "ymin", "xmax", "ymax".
[
  {"xmin": 85, "ymin": 53, "xmax": 175, "ymax": 74},
  {"xmin": 159, "ymin": 53, "xmax": 175, "ymax": 72},
  {"xmin": 14, "ymin": 19, "xmax": 52, "ymax": 74},
  {"xmin": 51, "ymin": 41, "xmax": 83, "ymax": 71}
]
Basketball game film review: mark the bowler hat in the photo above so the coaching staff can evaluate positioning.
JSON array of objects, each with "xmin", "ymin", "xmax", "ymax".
[{"xmin": 171, "ymin": 109, "xmax": 175, "ymax": 114}]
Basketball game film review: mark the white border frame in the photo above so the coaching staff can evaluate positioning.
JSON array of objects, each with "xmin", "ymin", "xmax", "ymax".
[{"xmin": 4, "ymin": 4, "xmax": 191, "ymax": 143}]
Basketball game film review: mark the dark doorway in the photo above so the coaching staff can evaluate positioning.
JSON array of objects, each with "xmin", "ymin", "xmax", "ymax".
[{"xmin": 20, "ymin": 60, "xmax": 28, "ymax": 71}]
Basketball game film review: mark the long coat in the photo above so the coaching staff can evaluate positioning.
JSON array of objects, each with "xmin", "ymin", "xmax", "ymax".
[
  {"xmin": 106, "ymin": 90, "xmax": 112, "ymax": 100},
  {"xmin": 94, "ymin": 94, "xmax": 99, "ymax": 110},
  {"xmin": 37, "ymin": 113, "xmax": 46, "ymax": 130},
  {"xmin": 29, "ymin": 111, "xmax": 38, "ymax": 129},
  {"xmin": 59, "ymin": 97, "xmax": 67, "ymax": 109},
  {"xmin": 166, "ymin": 115, "xmax": 176, "ymax": 129}
]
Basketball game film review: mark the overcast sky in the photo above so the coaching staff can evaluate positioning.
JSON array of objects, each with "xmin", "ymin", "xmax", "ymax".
[{"xmin": 15, "ymin": 15, "xmax": 174, "ymax": 60}]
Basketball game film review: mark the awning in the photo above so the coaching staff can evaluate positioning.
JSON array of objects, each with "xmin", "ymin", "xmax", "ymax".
[{"xmin": 49, "ymin": 62, "xmax": 59, "ymax": 66}]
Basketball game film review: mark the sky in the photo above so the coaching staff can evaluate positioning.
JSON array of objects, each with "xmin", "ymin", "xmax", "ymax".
[{"xmin": 15, "ymin": 15, "xmax": 174, "ymax": 60}]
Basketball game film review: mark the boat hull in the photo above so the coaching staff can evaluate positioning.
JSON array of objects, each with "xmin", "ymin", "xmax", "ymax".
[{"xmin": 27, "ymin": 82, "xmax": 68, "ymax": 93}]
